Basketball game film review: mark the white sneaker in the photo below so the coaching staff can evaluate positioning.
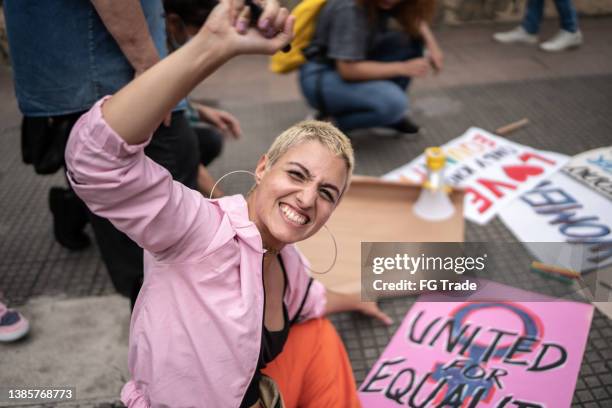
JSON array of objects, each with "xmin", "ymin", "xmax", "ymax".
[
  {"xmin": 540, "ymin": 30, "xmax": 583, "ymax": 52},
  {"xmin": 493, "ymin": 26, "xmax": 538, "ymax": 45}
]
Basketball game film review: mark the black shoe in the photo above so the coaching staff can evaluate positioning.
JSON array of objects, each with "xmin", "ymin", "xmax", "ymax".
[
  {"xmin": 389, "ymin": 116, "xmax": 420, "ymax": 134},
  {"xmin": 48, "ymin": 187, "xmax": 91, "ymax": 251}
]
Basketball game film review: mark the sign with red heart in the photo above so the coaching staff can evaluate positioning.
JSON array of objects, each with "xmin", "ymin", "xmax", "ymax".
[
  {"xmin": 503, "ymin": 165, "xmax": 544, "ymax": 182},
  {"xmin": 384, "ymin": 128, "xmax": 568, "ymax": 224}
]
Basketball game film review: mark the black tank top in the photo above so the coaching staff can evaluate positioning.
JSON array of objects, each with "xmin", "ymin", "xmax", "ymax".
[{"xmin": 240, "ymin": 256, "xmax": 291, "ymax": 408}]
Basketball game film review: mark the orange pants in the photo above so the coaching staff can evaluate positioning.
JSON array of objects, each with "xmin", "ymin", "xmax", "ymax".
[{"xmin": 261, "ymin": 318, "xmax": 361, "ymax": 408}]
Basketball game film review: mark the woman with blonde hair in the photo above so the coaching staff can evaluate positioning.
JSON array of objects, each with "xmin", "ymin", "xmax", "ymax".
[
  {"xmin": 300, "ymin": 0, "xmax": 442, "ymax": 134},
  {"xmin": 66, "ymin": 0, "xmax": 389, "ymax": 406}
]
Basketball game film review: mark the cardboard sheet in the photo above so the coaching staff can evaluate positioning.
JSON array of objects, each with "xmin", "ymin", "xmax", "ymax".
[{"xmin": 297, "ymin": 176, "xmax": 464, "ymax": 294}]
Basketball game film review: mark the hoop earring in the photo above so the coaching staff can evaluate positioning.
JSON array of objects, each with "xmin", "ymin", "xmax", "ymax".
[
  {"xmin": 209, "ymin": 170, "xmax": 256, "ymax": 199},
  {"xmin": 303, "ymin": 224, "xmax": 337, "ymax": 275}
]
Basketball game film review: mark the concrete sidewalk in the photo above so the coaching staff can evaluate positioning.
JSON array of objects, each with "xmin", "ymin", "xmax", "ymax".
[
  {"xmin": 1, "ymin": 18, "xmax": 612, "ymax": 407},
  {"xmin": 189, "ymin": 17, "xmax": 612, "ymax": 108}
]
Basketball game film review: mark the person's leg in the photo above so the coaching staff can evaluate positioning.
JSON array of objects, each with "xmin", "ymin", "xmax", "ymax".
[
  {"xmin": 89, "ymin": 111, "xmax": 201, "ymax": 309},
  {"xmin": 193, "ymin": 124, "xmax": 224, "ymax": 167},
  {"xmin": 300, "ymin": 63, "xmax": 407, "ymax": 132},
  {"xmin": 48, "ymin": 186, "xmax": 91, "ymax": 250},
  {"xmin": 192, "ymin": 124, "xmax": 225, "ymax": 197},
  {"xmin": 299, "ymin": 62, "xmax": 332, "ymax": 115},
  {"xmin": 521, "ymin": 0, "xmax": 545, "ymax": 34},
  {"xmin": 326, "ymin": 77, "xmax": 407, "ymax": 132},
  {"xmin": 540, "ymin": 0, "xmax": 582, "ymax": 51},
  {"xmin": 21, "ymin": 112, "xmax": 91, "ymax": 250},
  {"xmin": 87, "ymin": 213, "xmax": 143, "ymax": 309},
  {"xmin": 144, "ymin": 111, "xmax": 200, "ymax": 190},
  {"xmin": 553, "ymin": 0, "xmax": 579, "ymax": 32},
  {"xmin": 21, "ymin": 116, "xmax": 55, "ymax": 173},
  {"xmin": 261, "ymin": 318, "xmax": 361, "ymax": 408}
]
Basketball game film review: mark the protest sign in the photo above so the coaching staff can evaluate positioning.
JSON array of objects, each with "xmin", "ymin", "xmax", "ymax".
[
  {"xmin": 562, "ymin": 146, "xmax": 612, "ymax": 201},
  {"xmin": 359, "ymin": 282, "xmax": 593, "ymax": 407},
  {"xmin": 499, "ymin": 172, "xmax": 612, "ymax": 273},
  {"xmin": 384, "ymin": 128, "xmax": 567, "ymax": 225}
]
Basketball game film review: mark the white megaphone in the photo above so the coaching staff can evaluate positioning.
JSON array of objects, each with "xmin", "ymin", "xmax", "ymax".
[{"xmin": 413, "ymin": 147, "xmax": 455, "ymax": 221}]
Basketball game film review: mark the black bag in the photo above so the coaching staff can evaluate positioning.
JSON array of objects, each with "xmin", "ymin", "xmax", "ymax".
[{"xmin": 21, "ymin": 113, "xmax": 81, "ymax": 175}]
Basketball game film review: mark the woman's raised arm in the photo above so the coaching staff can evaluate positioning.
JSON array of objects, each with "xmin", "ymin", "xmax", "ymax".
[
  {"xmin": 102, "ymin": 0, "xmax": 294, "ymax": 145},
  {"xmin": 65, "ymin": 0, "xmax": 294, "ymax": 257}
]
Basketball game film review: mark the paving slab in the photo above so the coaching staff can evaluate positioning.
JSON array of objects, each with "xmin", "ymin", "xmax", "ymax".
[{"xmin": 0, "ymin": 295, "xmax": 129, "ymax": 408}]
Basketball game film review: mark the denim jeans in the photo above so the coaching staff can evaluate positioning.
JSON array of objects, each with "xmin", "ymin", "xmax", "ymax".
[
  {"xmin": 3, "ymin": 0, "xmax": 186, "ymax": 116},
  {"xmin": 521, "ymin": 0, "xmax": 579, "ymax": 34},
  {"xmin": 299, "ymin": 31, "xmax": 423, "ymax": 132}
]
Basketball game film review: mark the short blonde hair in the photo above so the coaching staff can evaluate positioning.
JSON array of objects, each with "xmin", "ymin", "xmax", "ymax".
[{"xmin": 266, "ymin": 120, "xmax": 354, "ymax": 191}]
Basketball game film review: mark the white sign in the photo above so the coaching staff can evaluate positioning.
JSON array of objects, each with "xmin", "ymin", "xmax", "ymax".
[
  {"xmin": 563, "ymin": 146, "xmax": 612, "ymax": 201},
  {"xmin": 384, "ymin": 127, "xmax": 568, "ymax": 224},
  {"xmin": 499, "ymin": 172, "xmax": 612, "ymax": 272}
]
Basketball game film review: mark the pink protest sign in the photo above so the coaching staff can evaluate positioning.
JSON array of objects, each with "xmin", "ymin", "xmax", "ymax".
[{"xmin": 359, "ymin": 282, "xmax": 594, "ymax": 407}]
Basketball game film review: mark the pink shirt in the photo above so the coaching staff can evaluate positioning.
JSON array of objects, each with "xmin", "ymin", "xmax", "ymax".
[{"xmin": 65, "ymin": 98, "xmax": 327, "ymax": 407}]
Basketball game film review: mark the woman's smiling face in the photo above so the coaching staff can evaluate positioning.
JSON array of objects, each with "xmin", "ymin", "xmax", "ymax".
[{"xmin": 250, "ymin": 140, "xmax": 349, "ymax": 249}]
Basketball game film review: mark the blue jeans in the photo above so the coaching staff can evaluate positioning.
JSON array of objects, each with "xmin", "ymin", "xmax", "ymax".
[
  {"xmin": 299, "ymin": 32, "xmax": 423, "ymax": 132},
  {"xmin": 522, "ymin": 0, "xmax": 579, "ymax": 34},
  {"xmin": 3, "ymin": 0, "xmax": 186, "ymax": 116}
]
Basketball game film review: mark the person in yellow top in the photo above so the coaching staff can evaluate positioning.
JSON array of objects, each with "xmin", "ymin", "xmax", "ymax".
[{"xmin": 299, "ymin": 0, "xmax": 442, "ymax": 135}]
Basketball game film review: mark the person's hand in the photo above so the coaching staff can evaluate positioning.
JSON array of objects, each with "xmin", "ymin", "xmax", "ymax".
[
  {"xmin": 325, "ymin": 291, "xmax": 392, "ymax": 325},
  {"xmin": 400, "ymin": 58, "xmax": 430, "ymax": 78},
  {"xmin": 355, "ymin": 301, "xmax": 393, "ymax": 326},
  {"xmin": 195, "ymin": 104, "xmax": 242, "ymax": 139},
  {"xmin": 428, "ymin": 46, "xmax": 444, "ymax": 73},
  {"xmin": 199, "ymin": 0, "xmax": 294, "ymax": 57}
]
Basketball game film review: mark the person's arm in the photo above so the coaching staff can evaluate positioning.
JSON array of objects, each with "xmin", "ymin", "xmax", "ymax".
[
  {"xmin": 336, "ymin": 59, "xmax": 430, "ymax": 82},
  {"xmin": 419, "ymin": 21, "xmax": 443, "ymax": 72},
  {"xmin": 66, "ymin": 0, "xmax": 293, "ymax": 257},
  {"xmin": 193, "ymin": 102, "xmax": 242, "ymax": 139},
  {"xmin": 91, "ymin": 0, "xmax": 174, "ymax": 125},
  {"xmin": 90, "ymin": 0, "xmax": 160, "ymax": 75},
  {"xmin": 325, "ymin": 290, "xmax": 393, "ymax": 325},
  {"xmin": 101, "ymin": 0, "xmax": 293, "ymax": 145},
  {"xmin": 325, "ymin": 2, "xmax": 428, "ymax": 82}
]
